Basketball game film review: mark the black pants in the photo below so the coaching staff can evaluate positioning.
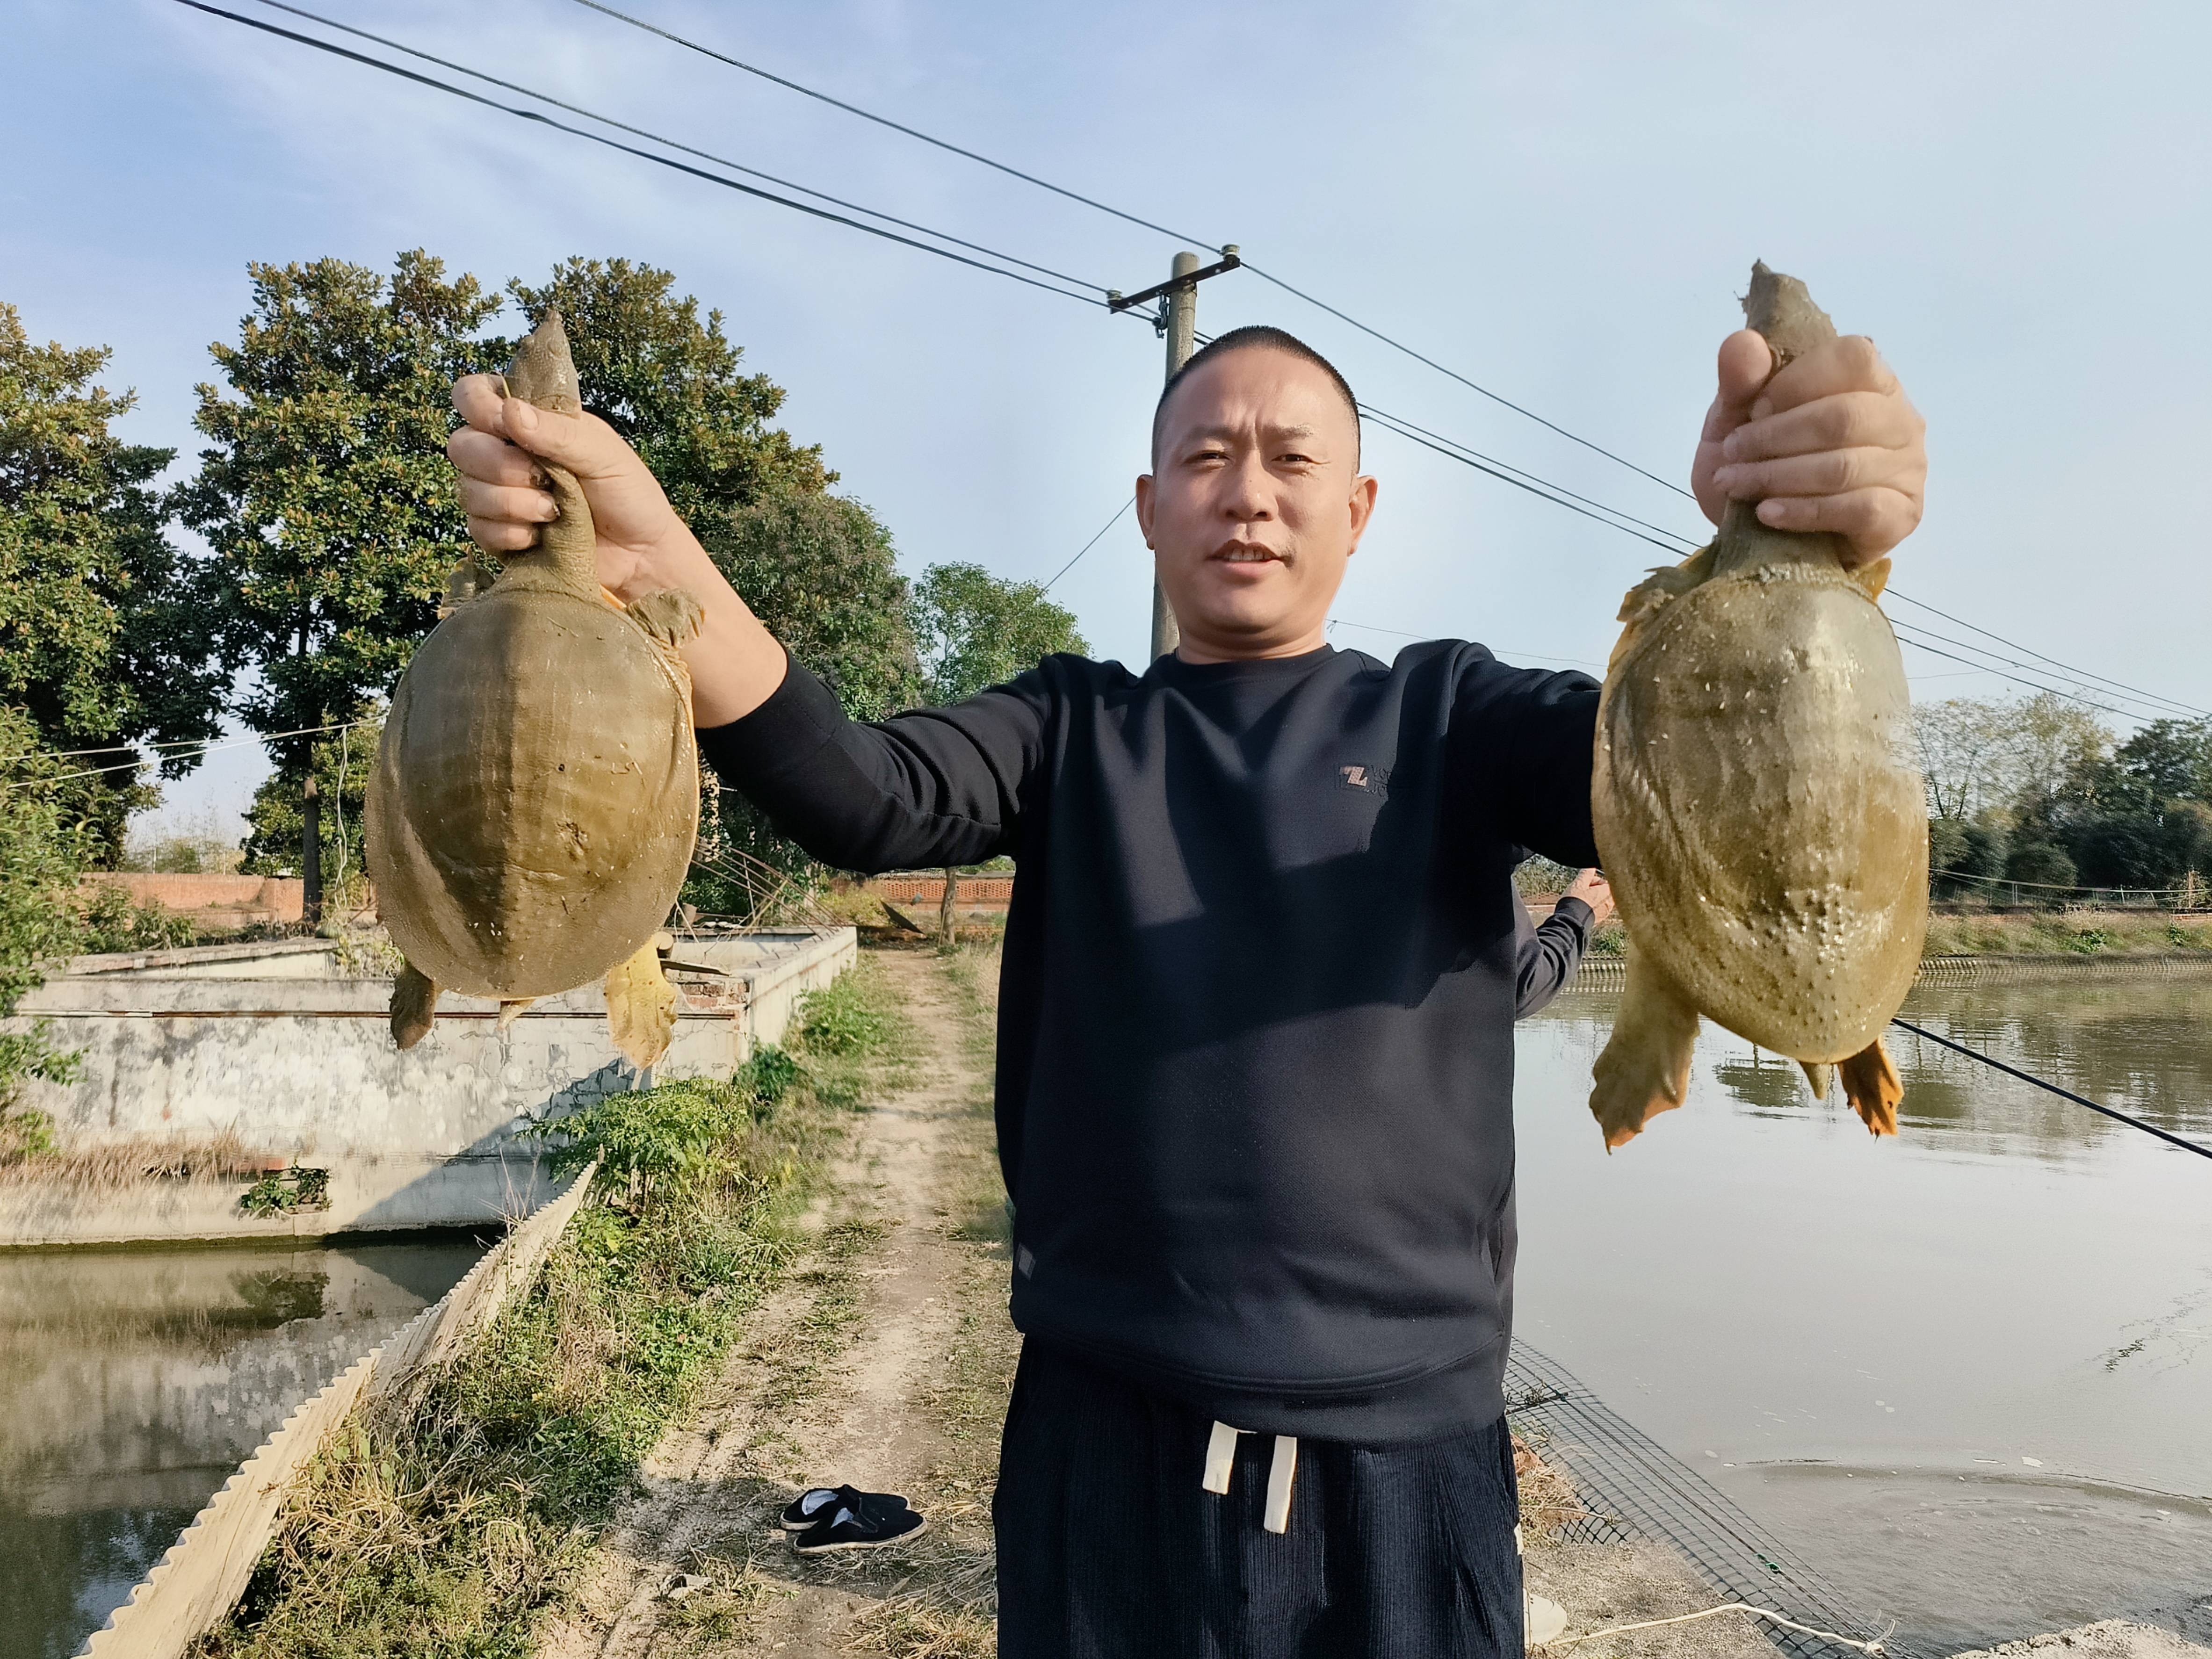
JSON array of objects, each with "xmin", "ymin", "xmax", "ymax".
[{"xmin": 994, "ymin": 1342, "xmax": 1525, "ymax": 1658}]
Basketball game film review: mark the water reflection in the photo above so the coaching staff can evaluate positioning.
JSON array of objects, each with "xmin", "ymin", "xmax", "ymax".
[
  {"xmin": 1517, "ymin": 977, "xmax": 2212, "ymax": 1651},
  {"xmin": 0, "ymin": 1236, "xmax": 485, "ymax": 1659}
]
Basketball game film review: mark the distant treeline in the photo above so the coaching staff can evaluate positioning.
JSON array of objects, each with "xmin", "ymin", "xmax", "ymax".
[{"xmin": 1916, "ymin": 695, "xmax": 2211, "ymax": 906}]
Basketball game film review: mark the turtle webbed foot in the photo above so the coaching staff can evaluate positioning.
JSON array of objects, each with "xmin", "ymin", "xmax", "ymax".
[
  {"xmin": 1838, "ymin": 1037, "xmax": 1903, "ymax": 1136},
  {"xmin": 605, "ymin": 936, "xmax": 678, "ymax": 1070},
  {"xmin": 1589, "ymin": 950, "xmax": 1701, "ymax": 1149}
]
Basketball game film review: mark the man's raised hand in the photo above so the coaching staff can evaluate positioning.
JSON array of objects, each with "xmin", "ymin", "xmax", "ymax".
[
  {"xmin": 448, "ymin": 374, "xmax": 686, "ymax": 603},
  {"xmin": 1691, "ymin": 331, "xmax": 1926, "ymax": 566}
]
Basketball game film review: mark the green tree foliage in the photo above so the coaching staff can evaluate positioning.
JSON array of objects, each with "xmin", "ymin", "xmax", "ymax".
[
  {"xmin": 0, "ymin": 303, "xmax": 224, "ymax": 859},
  {"xmin": 505, "ymin": 257, "xmax": 830, "ymax": 533},
  {"xmin": 687, "ymin": 492, "xmax": 922, "ymax": 915},
  {"xmin": 1922, "ymin": 696, "xmax": 2212, "ymax": 902},
  {"xmin": 0, "ymin": 706, "xmax": 89, "ymax": 1105},
  {"xmin": 914, "ymin": 561, "xmax": 1087, "ymax": 705},
  {"xmin": 174, "ymin": 252, "xmax": 499, "ymax": 790}
]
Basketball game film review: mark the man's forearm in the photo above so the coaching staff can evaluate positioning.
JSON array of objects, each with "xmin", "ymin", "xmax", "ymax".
[{"xmin": 635, "ymin": 522, "xmax": 789, "ymax": 729}]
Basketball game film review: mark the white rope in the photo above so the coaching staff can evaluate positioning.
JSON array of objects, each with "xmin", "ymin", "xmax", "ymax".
[{"xmin": 1544, "ymin": 1602, "xmax": 1893, "ymax": 1653}]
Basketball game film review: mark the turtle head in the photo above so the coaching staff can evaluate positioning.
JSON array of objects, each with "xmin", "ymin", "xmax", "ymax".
[{"xmin": 503, "ymin": 306, "xmax": 583, "ymax": 415}]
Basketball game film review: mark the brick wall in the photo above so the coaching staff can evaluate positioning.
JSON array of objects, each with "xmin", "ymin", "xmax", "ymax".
[
  {"xmin": 81, "ymin": 873, "xmax": 304, "ymax": 923},
  {"xmin": 867, "ymin": 873, "xmax": 1014, "ymax": 907}
]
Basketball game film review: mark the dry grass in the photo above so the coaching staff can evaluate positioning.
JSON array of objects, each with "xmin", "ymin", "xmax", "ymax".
[{"xmin": 0, "ymin": 1124, "xmax": 282, "ymax": 1190}]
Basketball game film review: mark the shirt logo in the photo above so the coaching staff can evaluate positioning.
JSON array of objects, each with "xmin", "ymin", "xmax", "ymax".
[{"xmin": 1338, "ymin": 763, "xmax": 1390, "ymax": 796}]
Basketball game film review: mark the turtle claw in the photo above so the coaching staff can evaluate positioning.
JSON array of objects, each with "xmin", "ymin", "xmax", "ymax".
[{"xmin": 391, "ymin": 962, "xmax": 439, "ymax": 1049}]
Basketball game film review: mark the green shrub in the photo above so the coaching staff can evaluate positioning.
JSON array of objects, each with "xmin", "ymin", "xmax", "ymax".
[
  {"xmin": 526, "ymin": 1080, "xmax": 752, "ymax": 1208},
  {"xmin": 78, "ymin": 881, "xmax": 195, "ymax": 952}
]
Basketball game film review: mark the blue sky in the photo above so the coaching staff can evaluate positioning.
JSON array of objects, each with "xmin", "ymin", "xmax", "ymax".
[{"xmin": 6, "ymin": 0, "xmax": 2208, "ymax": 839}]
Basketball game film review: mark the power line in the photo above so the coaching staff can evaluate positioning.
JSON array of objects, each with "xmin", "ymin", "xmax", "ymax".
[
  {"xmin": 1888, "ymin": 620, "xmax": 2198, "ymax": 722},
  {"xmin": 1889, "ymin": 628, "xmax": 2142, "ymax": 722},
  {"xmin": 557, "ymin": 0, "xmax": 1698, "ymax": 504},
  {"xmin": 237, "ymin": 0, "xmax": 1107, "ymax": 298},
  {"xmin": 180, "ymin": 0, "xmax": 2201, "ymax": 730},
  {"xmin": 1888, "ymin": 590, "xmax": 2210, "ymax": 721},
  {"xmin": 1044, "ymin": 497, "xmax": 1134, "ymax": 591},
  {"xmin": 171, "ymin": 0, "xmax": 1114, "ymax": 310},
  {"xmin": 1358, "ymin": 403, "xmax": 1691, "ymax": 554},
  {"xmin": 1358, "ymin": 403, "xmax": 1704, "ymax": 551},
  {"xmin": 564, "ymin": 0, "xmax": 1222, "ymax": 252},
  {"xmin": 1243, "ymin": 265, "xmax": 1697, "ymax": 502},
  {"xmin": 0, "ymin": 719, "xmax": 377, "ymax": 794}
]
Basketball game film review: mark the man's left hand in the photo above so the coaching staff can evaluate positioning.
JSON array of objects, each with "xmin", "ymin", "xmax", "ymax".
[{"xmin": 1692, "ymin": 331, "xmax": 1926, "ymax": 567}]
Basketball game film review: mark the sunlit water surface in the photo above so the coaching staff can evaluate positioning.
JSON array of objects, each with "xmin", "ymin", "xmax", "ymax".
[
  {"xmin": 1516, "ymin": 977, "xmax": 2212, "ymax": 1652},
  {"xmin": 0, "ymin": 1235, "xmax": 487, "ymax": 1659}
]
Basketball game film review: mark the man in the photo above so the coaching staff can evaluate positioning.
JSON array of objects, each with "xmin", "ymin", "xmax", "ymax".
[
  {"xmin": 1516, "ymin": 866, "xmax": 1611, "ymax": 1019},
  {"xmin": 449, "ymin": 313, "xmax": 1924, "ymax": 1655}
]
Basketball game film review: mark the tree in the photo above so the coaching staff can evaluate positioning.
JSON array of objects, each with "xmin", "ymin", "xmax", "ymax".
[
  {"xmin": 505, "ymin": 257, "xmax": 830, "ymax": 534},
  {"xmin": 1914, "ymin": 694, "xmax": 2110, "ymax": 828},
  {"xmin": 0, "ymin": 302, "xmax": 225, "ymax": 859},
  {"xmin": 909, "ymin": 563, "xmax": 1087, "ymax": 931},
  {"xmin": 175, "ymin": 252, "xmax": 501, "ymax": 823},
  {"xmin": 687, "ymin": 492, "xmax": 924, "ymax": 916},
  {"xmin": 914, "ymin": 562, "xmax": 1088, "ymax": 706}
]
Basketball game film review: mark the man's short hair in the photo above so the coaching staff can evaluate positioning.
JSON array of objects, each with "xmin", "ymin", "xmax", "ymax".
[{"xmin": 1150, "ymin": 325, "xmax": 1360, "ymax": 469}]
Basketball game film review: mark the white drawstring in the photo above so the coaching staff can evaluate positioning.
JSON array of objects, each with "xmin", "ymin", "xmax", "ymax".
[
  {"xmin": 1202, "ymin": 1421, "xmax": 1299, "ymax": 1533},
  {"xmin": 1263, "ymin": 1435, "xmax": 1298, "ymax": 1533}
]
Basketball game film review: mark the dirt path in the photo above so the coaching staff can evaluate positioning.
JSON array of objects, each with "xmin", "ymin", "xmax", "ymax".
[{"xmin": 538, "ymin": 944, "xmax": 1010, "ymax": 1659}]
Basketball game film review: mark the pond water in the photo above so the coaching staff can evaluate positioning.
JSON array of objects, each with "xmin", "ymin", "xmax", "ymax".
[
  {"xmin": 0, "ymin": 1233, "xmax": 488, "ymax": 1659},
  {"xmin": 1516, "ymin": 976, "xmax": 2212, "ymax": 1653}
]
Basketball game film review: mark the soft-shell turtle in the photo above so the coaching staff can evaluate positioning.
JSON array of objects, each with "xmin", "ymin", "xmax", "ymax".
[
  {"xmin": 1588, "ymin": 263, "xmax": 1928, "ymax": 1148},
  {"xmin": 365, "ymin": 309, "xmax": 702, "ymax": 1068}
]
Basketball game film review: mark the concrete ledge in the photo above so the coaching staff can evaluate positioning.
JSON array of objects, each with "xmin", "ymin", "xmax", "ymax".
[{"xmin": 1, "ymin": 928, "xmax": 855, "ymax": 1246}]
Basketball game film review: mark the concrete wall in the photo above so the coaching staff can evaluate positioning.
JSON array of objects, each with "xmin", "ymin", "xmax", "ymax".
[{"xmin": 0, "ymin": 929, "xmax": 855, "ymax": 1248}]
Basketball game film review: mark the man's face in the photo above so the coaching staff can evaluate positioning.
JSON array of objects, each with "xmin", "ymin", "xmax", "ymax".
[{"xmin": 1136, "ymin": 347, "xmax": 1378, "ymax": 662}]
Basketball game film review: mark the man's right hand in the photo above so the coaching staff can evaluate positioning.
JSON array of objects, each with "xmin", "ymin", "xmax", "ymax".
[
  {"xmin": 449, "ymin": 374, "xmax": 687, "ymax": 605},
  {"xmin": 1564, "ymin": 868, "xmax": 1615, "ymax": 926},
  {"xmin": 445, "ymin": 373, "xmax": 789, "ymax": 727}
]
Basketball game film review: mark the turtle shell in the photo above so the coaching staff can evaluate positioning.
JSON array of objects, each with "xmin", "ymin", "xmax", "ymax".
[
  {"xmin": 1593, "ymin": 556, "xmax": 1928, "ymax": 1062},
  {"xmin": 366, "ymin": 582, "xmax": 698, "ymax": 999}
]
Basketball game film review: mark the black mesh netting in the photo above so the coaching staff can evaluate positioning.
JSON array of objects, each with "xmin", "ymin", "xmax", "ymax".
[{"xmin": 1506, "ymin": 1341, "xmax": 1923, "ymax": 1658}]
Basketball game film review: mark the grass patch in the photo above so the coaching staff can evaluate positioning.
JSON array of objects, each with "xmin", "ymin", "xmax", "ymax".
[
  {"xmin": 792, "ymin": 951, "xmax": 918, "ymax": 1105},
  {"xmin": 1923, "ymin": 908, "xmax": 2212, "ymax": 958},
  {"xmin": 194, "ymin": 956, "xmax": 917, "ymax": 1659}
]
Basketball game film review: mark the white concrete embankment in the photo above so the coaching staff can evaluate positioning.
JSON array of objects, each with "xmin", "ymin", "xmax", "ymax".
[{"xmin": 0, "ymin": 929, "xmax": 854, "ymax": 1247}]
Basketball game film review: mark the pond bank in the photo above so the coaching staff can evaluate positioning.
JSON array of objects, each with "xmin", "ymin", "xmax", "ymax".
[{"xmin": 0, "ymin": 929, "xmax": 855, "ymax": 1248}]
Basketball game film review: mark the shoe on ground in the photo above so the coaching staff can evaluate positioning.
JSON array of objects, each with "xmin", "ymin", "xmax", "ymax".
[
  {"xmin": 791, "ymin": 1500, "xmax": 927, "ymax": 1555},
  {"xmin": 1526, "ymin": 1593, "xmax": 1569, "ymax": 1645},
  {"xmin": 780, "ymin": 1484, "xmax": 910, "ymax": 1532}
]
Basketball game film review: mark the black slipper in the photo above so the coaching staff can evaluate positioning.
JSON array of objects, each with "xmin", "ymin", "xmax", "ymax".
[
  {"xmin": 780, "ymin": 1484, "xmax": 910, "ymax": 1532},
  {"xmin": 791, "ymin": 1500, "xmax": 927, "ymax": 1555}
]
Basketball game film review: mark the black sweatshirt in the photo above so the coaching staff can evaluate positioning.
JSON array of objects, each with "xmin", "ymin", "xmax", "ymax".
[
  {"xmin": 699, "ymin": 641, "xmax": 1601, "ymax": 1443},
  {"xmin": 1515, "ymin": 895, "xmax": 1595, "ymax": 1019}
]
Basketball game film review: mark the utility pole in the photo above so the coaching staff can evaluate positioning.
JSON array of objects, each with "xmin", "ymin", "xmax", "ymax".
[
  {"xmin": 1108, "ymin": 245, "xmax": 1241, "ymax": 661},
  {"xmin": 1153, "ymin": 251, "xmax": 1201, "ymax": 659},
  {"xmin": 301, "ymin": 772, "xmax": 323, "ymax": 929}
]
